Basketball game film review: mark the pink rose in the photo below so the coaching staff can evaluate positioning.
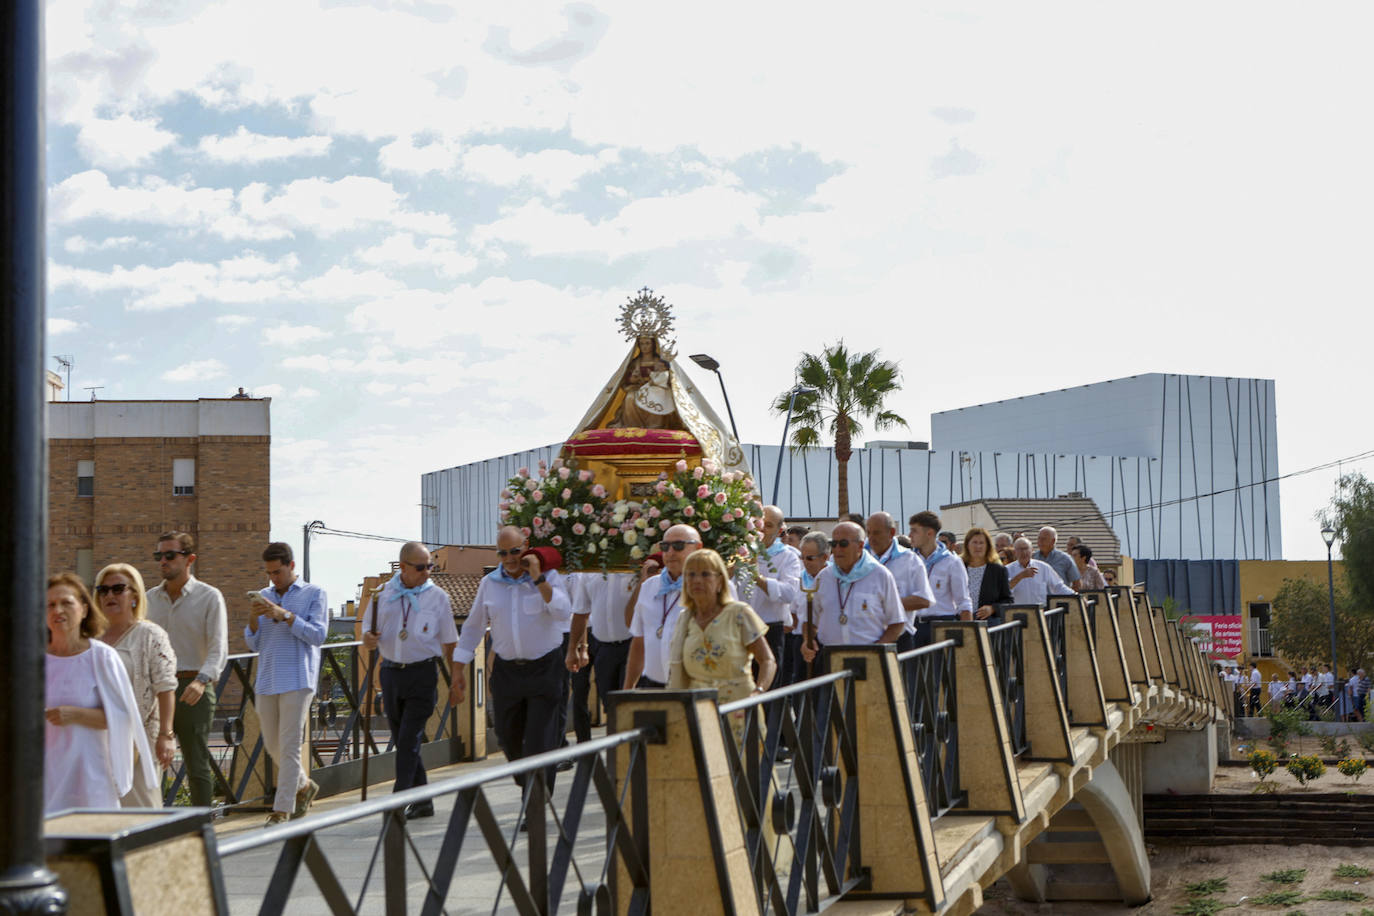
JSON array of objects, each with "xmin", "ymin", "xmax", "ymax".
[
  {"xmin": 514, "ymin": 494, "xmax": 526, "ymax": 506},
  {"xmin": 532, "ymin": 490, "xmax": 544, "ymax": 502},
  {"xmin": 737, "ymin": 546, "xmax": 749, "ymax": 557},
  {"xmin": 700, "ymin": 519, "xmax": 711, "ymax": 531},
  {"xmin": 647, "ymin": 506, "xmax": 661, "ymax": 518},
  {"xmin": 655, "ymin": 481, "xmax": 667, "ymax": 494},
  {"xmin": 500, "ymin": 489, "xmax": 513, "ymax": 499},
  {"xmin": 524, "ymin": 478, "xmax": 538, "ymax": 491},
  {"xmin": 552, "ymin": 535, "xmax": 563, "ymax": 546},
  {"xmin": 579, "ymin": 469, "xmax": 592, "ymax": 482},
  {"xmin": 517, "ymin": 467, "xmax": 529, "ymax": 477},
  {"xmin": 552, "ymin": 458, "xmax": 564, "ymax": 470},
  {"xmin": 582, "ymin": 503, "xmax": 594, "ymax": 515},
  {"xmin": 572, "ymin": 522, "xmax": 586, "ymax": 535},
  {"xmin": 714, "ymin": 492, "xmax": 728, "ymax": 506},
  {"xmin": 498, "ymin": 501, "xmax": 510, "ymax": 511},
  {"xmin": 675, "ymin": 459, "xmax": 688, "ymax": 472},
  {"xmin": 692, "ymin": 466, "xmax": 705, "ymax": 480},
  {"xmin": 538, "ymin": 459, "xmax": 547, "ymax": 470},
  {"xmin": 659, "ymin": 471, "xmax": 668, "ymax": 480},
  {"xmin": 558, "ymin": 467, "xmax": 571, "ymax": 480},
  {"xmin": 591, "ymin": 484, "xmax": 606, "ymax": 498},
  {"xmin": 672, "ymin": 488, "xmax": 684, "ymax": 499},
  {"xmin": 608, "ymin": 527, "xmax": 620, "ymax": 536},
  {"xmin": 659, "ymin": 519, "xmax": 671, "ymax": 531},
  {"xmin": 683, "ymin": 505, "xmax": 696, "ymax": 517},
  {"xmin": 561, "ymin": 488, "xmax": 572, "ymax": 500},
  {"xmin": 521, "ymin": 527, "xmax": 532, "ymax": 537},
  {"xmin": 697, "ymin": 484, "xmax": 710, "ymax": 499}
]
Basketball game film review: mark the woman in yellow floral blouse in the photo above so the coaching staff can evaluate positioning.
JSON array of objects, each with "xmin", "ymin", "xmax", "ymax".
[{"xmin": 668, "ymin": 549, "xmax": 776, "ymax": 740}]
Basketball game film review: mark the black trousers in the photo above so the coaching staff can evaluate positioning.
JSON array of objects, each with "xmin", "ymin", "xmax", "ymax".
[
  {"xmin": 592, "ymin": 636, "xmax": 632, "ymax": 714},
  {"xmin": 491, "ymin": 648, "xmax": 565, "ymax": 789},
  {"xmin": 561, "ymin": 633, "xmax": 590, "ymax": 743},
  {"xmin": 781, "ymin": 633, "xmax": 804, "ymax": 686},
  {"xmin": 380, "ymin": 658, "xmax": 439, "ymax": 793},
  {"xmin": 760, "ymin": 622, "xmax": 786, "ymax": 688}
]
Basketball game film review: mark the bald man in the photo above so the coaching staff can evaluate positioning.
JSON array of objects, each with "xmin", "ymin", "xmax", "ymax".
[
  {"xmin": 454, "ymin": 526, "xmax": 572, "ymax": 789},
  {"xmin": 865, "ymin": 511, "xmax": 934, "ymax": 653},
  {"xmin": 363, "ymin": 541, "xmax": 458, "ymax": 819},
  {"xmin": 801, "ymin": 522, "xmax": 905, "ymax": 663},
  {"xmin": 748, "ymin": 506, "xmax": 802, "ymax": 688},
  {"xmin": 624, "ymin": 524, "xmax": 701, "ymax": 689},
  {"xmin": 1034, "ymin": 526, "xmax": 1081, "ymax": 591}
]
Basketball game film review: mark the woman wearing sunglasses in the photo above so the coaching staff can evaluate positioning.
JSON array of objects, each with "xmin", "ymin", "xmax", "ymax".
[{"xmin": 95, "ymin": 563, "xmax": 178, "ymax": 807}]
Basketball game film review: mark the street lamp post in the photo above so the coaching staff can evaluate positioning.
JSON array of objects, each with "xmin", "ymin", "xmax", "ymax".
[
  {"xmin": 303, "ymin": 520, "xmax": 326, "ymax": 582},
  {"xmin": 772, "ymin": 385, "xmax": 818, "ymax": 506},
  {"xmin": 1323, "ymin": 525, "xmax": 1339, "ymax": 680},
  {"xmin": 688, "ymin": 353, "xmax": 741, "ymax": 443}
]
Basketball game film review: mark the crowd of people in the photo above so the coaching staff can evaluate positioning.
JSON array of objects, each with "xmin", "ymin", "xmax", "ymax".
[
  {"xmin": 1227, "ymin": 660, "xmax": 1372, "ymax": 721},
  {"xmin": 44, "ymin": 509, "xmax": 1113, "ymax": 825},
  {"xmin": 45, "ymin": 533, "xmax": 327, "ymax": 826}
]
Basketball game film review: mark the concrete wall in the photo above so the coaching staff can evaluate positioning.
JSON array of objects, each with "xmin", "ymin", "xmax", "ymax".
[{"xmin": 1142, "ymin": 725, "xmax": 1218, "ymax": 794}]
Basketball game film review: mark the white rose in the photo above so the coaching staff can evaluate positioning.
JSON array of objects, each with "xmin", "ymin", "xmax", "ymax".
[
  {"xmin": 623, "ymin": 530, "xmax": 638, "ymax": 546},
  {"xmin": 600, "ymin": 538, "xmax": 609, "ymax": 549},
  {"xmin": 589, "ymin": 523, "xmax": 603, "ymax": 535},
  {"xmin": 635, "ymin": 518, "xmax": 648, "ymax": 530},
  {"xmin": 630, "ymin": 546, "xmax": 645, "ymax": 560}
]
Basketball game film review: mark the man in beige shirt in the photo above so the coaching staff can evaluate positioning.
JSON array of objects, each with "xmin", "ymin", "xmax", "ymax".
[{"xmin": 145, "ymin": 531, "xmax": 227, "ymax": 807}]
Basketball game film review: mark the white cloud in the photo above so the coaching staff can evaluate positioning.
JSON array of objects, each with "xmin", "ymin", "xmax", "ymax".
[
  {"xmin": 50, "ymin": 171, "xmax": 289, "ymax": 241},
  {"xmin": 461, "ymin": 145, "xmax": 612, "ymax": 196},
  {"xmin": 63, "ymin": 235, "xmax": 138, "ymax": 254},
  {"xmin": 216, "ymin": 314, "xmax": 255, "ymax": 328},
  {"xmin": 47, "ymin": 318, "xmax": 81, "ymax": 335},
  {"xmin": 281, "ymin": 354, "xmax": 334, "ymax": 372},
  {"xmin": 198, "ymin": 127, "xmax": 332, "ymax": 163},
  {"xmin": 293, "ymin": 386, "xmax": 320, "ymax": 400},
  {"xmin": 297, "ymin": 265, "xmax": 407, "ymax": 301},
  {"xmin": 162, "ymin": 358, "xmax": 227, "ymax": 382},
  {"xmin": 355, "ymin": 233, "xmax": 477, "ymax": 278},
  {"xmin": 76, "ymin": 115, "xmax": 177, "ymax": 170},
  {"xmin": 50, "ymin": 254, "xmax": 299, "ymax": 310},
  {"xmin": 262, "ymin": 323, "xmax": 331, "ymax": 345},
  {"xmin": 378, "ymin": 135, "xmax": 461, "ymax": 175},
  {"xmin": 238, "ymin": 176, "xmax": 455, "ymax": 237}
]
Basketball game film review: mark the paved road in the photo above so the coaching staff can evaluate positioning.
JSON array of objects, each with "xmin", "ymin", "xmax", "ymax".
[{"xmin": 216, "ymin": 738, "xmax": 620, "ymax": 915}]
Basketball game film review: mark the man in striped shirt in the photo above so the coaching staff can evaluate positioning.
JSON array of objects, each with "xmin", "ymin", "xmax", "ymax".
[{"xmin": 245, "ymin": 541, "xmax": 328, "ymax": 827}]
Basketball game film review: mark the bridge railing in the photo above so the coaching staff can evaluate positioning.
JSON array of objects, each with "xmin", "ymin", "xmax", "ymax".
[
  {"xmin": 895, "ymin": 639, "xmax": 962, "ymax": 817},
  {"xmin": 987, "ymin": 619, "xmax": 1029, "ymax": 757}
]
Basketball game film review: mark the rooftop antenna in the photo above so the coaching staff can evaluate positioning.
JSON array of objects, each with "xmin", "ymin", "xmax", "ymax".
[
  {"xmin": 82, "ymin": 386, "xmax": 103, "ymax": 401},
  {"xmin": 53, "ymin": 355, "xmax": 73, "ymax": 400}
]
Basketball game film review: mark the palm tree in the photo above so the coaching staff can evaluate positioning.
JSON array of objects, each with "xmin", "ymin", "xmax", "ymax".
[{"xmin": 771, "ymin": 341, "xmax": 908, "ymax": 518}]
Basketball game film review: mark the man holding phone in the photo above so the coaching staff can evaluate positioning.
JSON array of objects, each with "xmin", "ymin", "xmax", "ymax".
[
  {"xmin": 362, "ymin": 541, "xmax": 459, "ymax": 819},
  {"xmin": 145, "ymin": 531, "xmax": 227, "ymax": 809}
]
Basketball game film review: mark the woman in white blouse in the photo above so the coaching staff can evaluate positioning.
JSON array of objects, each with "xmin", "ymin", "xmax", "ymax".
[
  {"xmin": 45, "ymin": 573, "xmax": 155, "ymax": 814},
  {"xmin": 96, "ymin": 563, "xmax": 178, "ymax": 807}
]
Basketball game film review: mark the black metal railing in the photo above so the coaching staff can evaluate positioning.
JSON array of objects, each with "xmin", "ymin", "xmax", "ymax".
[
  {"xmin": 989, "ymin": 620, "xmax": 1028, "ymax": 757},
  {"xmin": 215, "ymin": 728, "xmax": 654, "ymax": 915},
  {"xmin": 896, "ymin": 640, "xmax": 962, "ymax": 817},
  {"xmin": 1043, "ymin": 607, "xmax": 1070, "ymax": 711},
  {"xmin": 163, "ymin": 641, "xmax": 458, "ymax": 807},
  {"xmin": 716, "ymin": 670, "xmax": 863, "ymax": 914}
]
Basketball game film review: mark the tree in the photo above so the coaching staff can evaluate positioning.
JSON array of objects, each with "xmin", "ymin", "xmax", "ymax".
[
  {"xmin": 771, "ymin": 341, "xmax": 908, "ymax": 518},
  {"xmin": 1324, "ymin": 472, "xmax": 1374, "ymax": 611},
  {"xmin": 1269, "ymin": 577, "xmax": 1374, "ymax": 672}
]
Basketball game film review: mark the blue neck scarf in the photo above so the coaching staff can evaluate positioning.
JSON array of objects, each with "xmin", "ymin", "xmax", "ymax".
[
  {"xmin": 866, "ymin": 539, "xmax": 909, "ymax": 566},
  {"xmin": 393, "ymin": 578, "xmax": 435, "ymax": 600},
  {"xmin": 658, "ymin": 568, "xmax": 683, "ymax": 594},
  {"xmin": 764, "ymin": 539, "xmax": 786, "ymax": 558},
  {"xmin": 921, "ymin": 542, "xmax": 952, "ymax": 573},
  {"xmin": 492, "ymin": 566, "xmax": 531, "ymax": 586},
  {"xmin": 832, "ymin": 550, "xmax": 879, "ymax": 585},
  {"xmin": 801, "ymin": 568, "xmax": 818, "ymax": 590}
]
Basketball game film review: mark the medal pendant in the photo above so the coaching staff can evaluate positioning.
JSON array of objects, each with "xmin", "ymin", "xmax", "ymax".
[
  {"xmin": 839, "ymin": 614, "xmax": 848, "ymax": 625},
  {"xmin": 655, "ymin": 625, "xmax": 664, "ymax": 638},
  {"xmin": 399, "ymin": 629, "xmax": 409, "ymax": 641}
]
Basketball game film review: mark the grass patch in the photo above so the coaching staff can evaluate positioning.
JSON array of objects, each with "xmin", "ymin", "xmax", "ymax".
[
  {"xmin": 1336, "ymin": 864, "xmax": 1374, "ymax": 878},
  {"xmin": 1173, "ymin": 899, "xmax": 1231, "ymax": 916},
  {"xmin": 1261, "ymin": 868, "xmax": 1307, "ymax": 885},
  {"xmin": 1185, "ymin": 878, "xmax": 1229, "ymax": 897},
  {"xmin": 1310, "ymin": 888, "xmax": 1367, "ymax": 902},
  {"xmin": 1249, "ymin": 888, "xmax": 1306, "ymax": 907}
]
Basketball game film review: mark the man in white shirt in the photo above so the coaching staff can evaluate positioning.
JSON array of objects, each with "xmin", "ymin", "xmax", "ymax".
[
  {"xmin": 145, "ymin": 530, "xmax": 227, "ymax": 808},
  {"xmin": 1006, "ymin": 537, "xmax": 1075, "ymax": 608},
  {"xmin": 1248, "ymin": 662, "xmax": 1263, "ymax": 715},
  {"xmin": 750, "ymin": 506, "xmax": 802, "ymax": 688},
  {"xmin": 453, "ymin": 527, "xmax": 572, "ymax": 788},
  {"xmin": 1034, "ymin": 526, "xmax": 1082, "ymax": 592},
  {"xmin": 363, "ymin": 541, "xmax": 458, "ymax": 819},
  {"xmin": 800, "ymin": 522, "xmax": 906, "ymax": 660},
  {"xmin": 624, "ymin": 524, "xmax": 702, "ymax": 689},
  {"xmin": 565, "ymin": 571, "xmax": 636, "ymax": 734},
  {"xmin": 909, "ymin": 511, "xmax": 973, "ymax": 646},
  {"xmin": 792, "ymin": 532, "xmax": 831, "ymax": 678},
  {"xmin": 866, "ymin": 511, "xmax": 933, "ymax": 652},
  {"xmin": 1317, "ymin": 663, "xmax": 1336, "ymax": 715}
]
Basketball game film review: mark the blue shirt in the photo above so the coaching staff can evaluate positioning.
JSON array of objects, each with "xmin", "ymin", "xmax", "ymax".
[{"xmin": 243, "ymin": 579, "xmax": 328, "ymax": 695}]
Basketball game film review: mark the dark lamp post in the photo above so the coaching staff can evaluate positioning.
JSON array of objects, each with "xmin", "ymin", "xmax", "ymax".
[
  {"xmin": 772, "ymin": 385, "xmax": 819, "ymax": 505},
  {"xmin": 1323, "ymin": 525, "xmax": 1338, "ymax": 679},
  {"xmin": 688, "ymin": 353, "xmax": 740, "ymax": 444}
]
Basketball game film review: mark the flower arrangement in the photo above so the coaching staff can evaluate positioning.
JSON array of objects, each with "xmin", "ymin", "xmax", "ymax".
[
  {"xmin": 498, "ymin": 458, "xmax": 610, "ymax": 571},
  {"xmin": 638, "ymin": 458, "xmax": 764, "ymax": 577}
]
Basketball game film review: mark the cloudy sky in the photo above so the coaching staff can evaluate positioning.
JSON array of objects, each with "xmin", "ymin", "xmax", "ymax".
[{"xmin": 43, "ymin": 0, "xmax": 1374, "ymax": 608}]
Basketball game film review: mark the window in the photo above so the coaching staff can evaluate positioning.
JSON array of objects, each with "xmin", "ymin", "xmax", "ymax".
[
  {"xmin": 75, "ymin": 549, "xmax": 94, "ymax": 585},
  {"xmin": 173, "ymin": 458, "xmax": 195, "ymax": 496},
  {"xmin": 77, "ymin": 460, "xmax": 94, "ymax": 497}
]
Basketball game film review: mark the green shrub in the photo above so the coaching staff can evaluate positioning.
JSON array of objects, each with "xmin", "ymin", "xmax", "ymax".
[
  {"xmin": 1335, "ymin": 864, "xmax": 1374, "ymax": 878},
  {"xmin": 1249, "ymin": 750, "xmax": 1278, "ymax": 781},
  {"xmin": 1262, "ymin": 867, "xmax": 1307, "ymax": 884},
  {"xmin": 1267, "ymin": 704, "xmax": 1312, "ymax": 755},
  {"xmin": 1285, "ymin": 755, "xmax": 1327, "ymax": 787},
  {"xmin": 1338, "ymin": 757, "xmax": 1369, "ymax": 783},
  {"xmin": 1310, "ymin": 887, "xmax": 1366, "ymax": 901},
  {"xmin": 1184, "ymin": 877, "xmax": 1228, "ymax": 896},
  {"xmin": 1250, "ymin": 888, "xmax": 1305, "ymax": 906}
]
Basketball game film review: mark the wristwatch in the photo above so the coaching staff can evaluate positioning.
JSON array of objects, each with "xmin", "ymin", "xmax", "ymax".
[
  {"xmin": 533, "ymin": 574, "xmax": 547, "ymax": 586},
  {"xmin": 194, "ymin": 672, "xmax": 211, "ymax": 685}
]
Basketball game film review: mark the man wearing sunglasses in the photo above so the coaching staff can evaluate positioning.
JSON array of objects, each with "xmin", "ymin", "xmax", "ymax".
[
  {"xmin": 624, "ymin": 523, "xmax": 703, "ymax": 690},
  {"xmin": 453, "ymin": 527, "xmax": 571, "ymax": 790},
  {"xmin": 145, "ymin": 530, "xmax": 227, "ymax": 809},
  {"xmin": 362, "ymin": 542, "xmax": 458, "ymax": 819},
  {"xmin": 747, "ymin": 506, "xmax": 802, "ymax": 689},
  {"xmin": 865, "ymin": 512, "xmax": 934, "ymax": 653},
  {"xmin": 800, "ymin": 522, "xmax": 905, "ymax": 665}
]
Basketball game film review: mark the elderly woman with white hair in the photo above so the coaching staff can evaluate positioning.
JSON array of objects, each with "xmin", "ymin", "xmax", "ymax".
[{"xmin": 95, "ymin": 562, "xmax": 178, "ymax": 807}]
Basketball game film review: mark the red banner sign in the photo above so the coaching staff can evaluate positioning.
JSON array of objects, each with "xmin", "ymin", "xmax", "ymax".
[{"xmin": 1182, "ymin": 615, "xmax": 1245, "ymax": 659}]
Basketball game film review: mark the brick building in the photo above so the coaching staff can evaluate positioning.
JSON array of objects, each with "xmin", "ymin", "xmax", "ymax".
[{"xmin": 48, "ymin": 398, "xmax": 271, "ymax": 649}]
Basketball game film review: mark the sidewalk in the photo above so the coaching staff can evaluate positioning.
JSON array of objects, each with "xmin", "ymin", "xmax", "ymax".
[{"xmin": 216, "ymin": 736, "xmax": 617, "ymax": 915}]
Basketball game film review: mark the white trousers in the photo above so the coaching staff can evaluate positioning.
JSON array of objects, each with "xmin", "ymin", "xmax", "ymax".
[
  {"xmin": 120, "ymin": 745, "xmax": 163, "ymax": 808},
  {"xmin": 257, "ymin": 688, "xmax": 313, "ymax": 814}
]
